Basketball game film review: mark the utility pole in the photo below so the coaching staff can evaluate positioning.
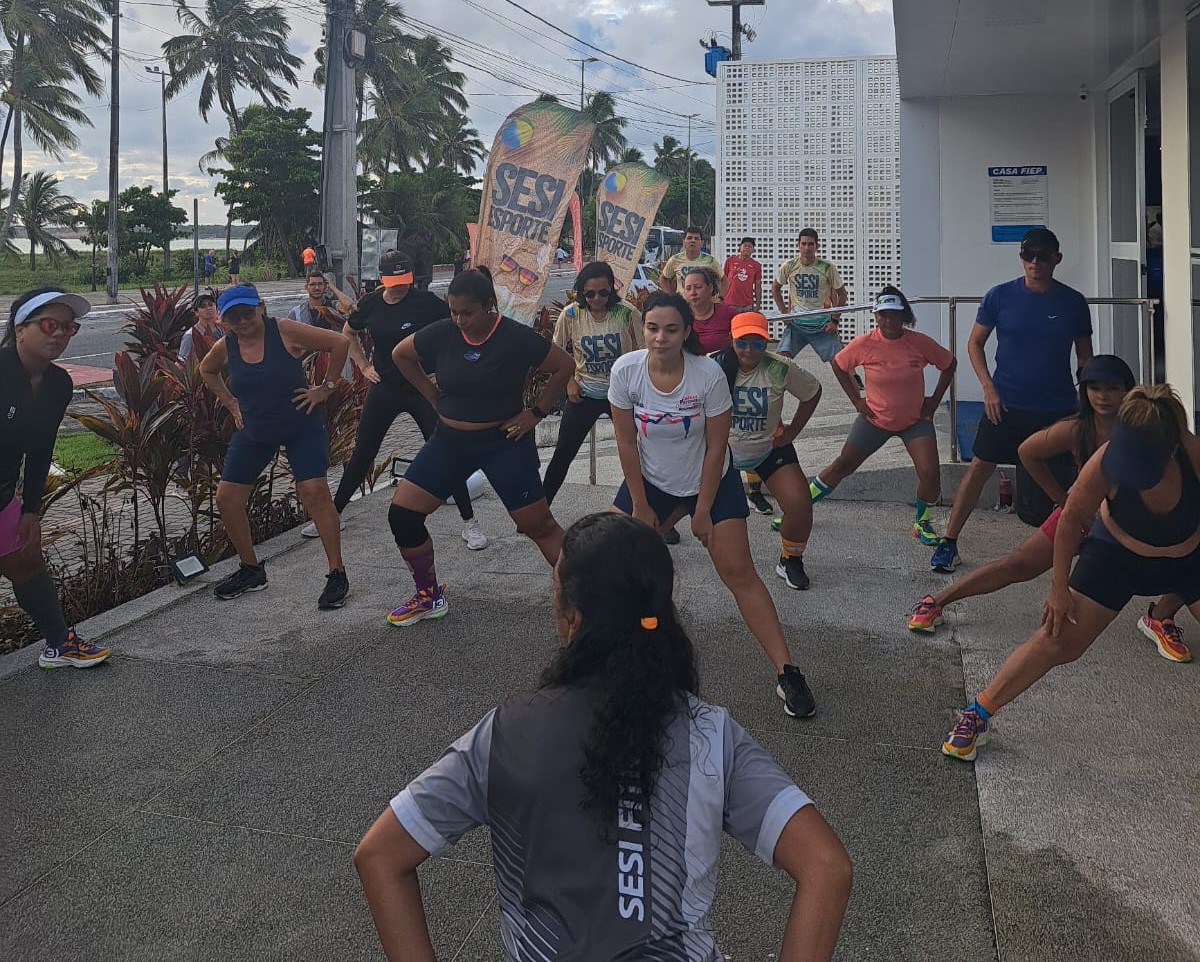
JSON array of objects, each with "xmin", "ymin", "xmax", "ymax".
[
  {"xmin": 686, "ymin": 113, "xmax": 697, "ymax": 227},
  {"xmin": 106, "ymin": 0, "xmax": 120, "ymax": 303},
  {"xmin": 706, "ymin": 0, "xmax": 764, "ymax": 60},
  {"xmin": 569, "ymin": 56, "xmax": 597, "ymax": 261},
  {"xmin": 318, "ymin": 0, "xmax": 361, "ymax": 290},
  {"xmin": 146, "ymin": 65, "xmax": 171, "ymax": 274}
]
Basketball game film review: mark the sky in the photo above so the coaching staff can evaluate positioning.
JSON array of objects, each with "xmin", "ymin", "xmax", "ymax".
[{"xmin": 18, "ymin": 0, "xmax": 895, "ymax": 223}]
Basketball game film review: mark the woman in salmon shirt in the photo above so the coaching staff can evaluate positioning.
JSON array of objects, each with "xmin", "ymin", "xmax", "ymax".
[
  {"xmin": 806, "ymin": 286, "xmax": 956, "ymax": 544},
  {"xmin": 682, "ymin": 267, "xmax": 736, "ymax": 354}
]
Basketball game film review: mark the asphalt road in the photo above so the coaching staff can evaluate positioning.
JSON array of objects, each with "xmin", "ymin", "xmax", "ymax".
[{"xmin": 59, "ymin": 273, "xmax": 578, "ymax": 369}]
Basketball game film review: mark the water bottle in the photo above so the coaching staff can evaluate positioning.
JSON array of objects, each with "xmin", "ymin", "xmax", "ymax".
[{"xmin": 996, "ymin": 470, "xmax": 1013, "ymax": 512}]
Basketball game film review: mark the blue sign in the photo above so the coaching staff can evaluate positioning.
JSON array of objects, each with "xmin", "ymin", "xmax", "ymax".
[{"xmin": 992, "ymin": 225, "xmax": 1045, "ymax": 243}]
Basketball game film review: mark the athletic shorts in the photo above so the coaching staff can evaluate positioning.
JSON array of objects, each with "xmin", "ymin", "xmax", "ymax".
[
  {"xmin": 222, "ymin": 421, "xmax": 329, "ymax": 485},
  {"xmin": 1069, "ymin": 531, "xmax": 1200, "ymax": 611},
  {"xmin": 0, "ymin": 496, "xmax": 25, "ymax": 558},
  {"xmin": 743, "ymin": 443, "xmax": 801, "ymax": 483},
  {"xmin": 1039, "ymin": 505, "xmax": 1063, "ymax": 541},
  {"xmin": 404, "ymin": 422, "xmax": 543, "ymax": 511},
  {"xmin": 845, "ymin": 415, "xmax": 935, "ymax": 456},
  {"xmin": 972, "ymin": 408, "xmax": 1069, "ymax": 466},
  {"xmin": 778, "ymin": 325, "xmax": 842, "ymax": 362},
  {"xmin": 613, "ymin": 461, "xmax": 751, "ymax": 526}
]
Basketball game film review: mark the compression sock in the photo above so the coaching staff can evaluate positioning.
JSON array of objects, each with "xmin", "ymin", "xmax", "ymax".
[
  {"xmin": 809, "ymin": 476, "xmax": 832, "ymax": 503},
  {"xmin": 915, "ymin": 499, "xmax": 933, "ymax": 523},
  {"xmin": 967, "ymin": 693, "xmax": 997, "ymax": 723},
  {"xmin": 780, "ymin": 536, "xmax": 807, "ymax": 558},
  {"xmin": 12, "ymin": 572, "xmax": 70, "ymax": 647},
  {"xmin": 402, "ymin": 546, "xmax": 439, "ymax": 595}
]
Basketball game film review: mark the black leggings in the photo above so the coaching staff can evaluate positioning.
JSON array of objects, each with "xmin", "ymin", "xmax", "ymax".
[
  {"xmin": 334, "ymin": 380, "xmax": 473, "ymax": 519},
  {"xmin": 542, "ymin": 396, "xmax": 610, "ymax": 505}
]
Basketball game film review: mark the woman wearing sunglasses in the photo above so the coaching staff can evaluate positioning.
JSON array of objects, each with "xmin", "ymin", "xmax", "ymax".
[
  {"xmin": 0, "ymin": 288, "xmax": 111, "ymax": 668},
  {"xmin": 805, "ymin": 287, "xmax": 956, "ymax": 544},
  {"xmin": 541, "ymin": 261, "xmax": 641, "ymax": 505},
  {"xmin": 714, "ymin": 312, "xmax": 822, "ymax": 590}
]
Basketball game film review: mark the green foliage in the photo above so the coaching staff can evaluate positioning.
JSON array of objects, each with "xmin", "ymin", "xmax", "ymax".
[
  {"xmin": 209, "ymin": 105, "xmax": 320, "ymax": 273},
  {"xmin": 17, "ymin": 170, "xmax": 78, "ymax": 269},
  {"xmin": 652, "ymin": 140, "xmax": 717, "ymax": 234},
  {"xmin": 53, "ymin": 432, "xmax": 115, "ymax": 473},
  {"xmin": 116, "ymin": 186, "xmax": 189, "ymax": 275},
  {"xmin": 361, "ymin": 166, "xmax": 479, "ymax": 267}
]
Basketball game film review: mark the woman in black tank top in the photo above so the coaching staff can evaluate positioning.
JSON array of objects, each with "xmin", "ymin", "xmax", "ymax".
[{"xmin": 942, "ymin": 385, "xmax": 1200, "ymax": 762}]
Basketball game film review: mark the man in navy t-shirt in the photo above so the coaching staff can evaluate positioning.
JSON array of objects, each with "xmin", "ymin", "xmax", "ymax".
[{"xmin": 931, "ymin": 228, "xmax": 1094, "ymax": 573}]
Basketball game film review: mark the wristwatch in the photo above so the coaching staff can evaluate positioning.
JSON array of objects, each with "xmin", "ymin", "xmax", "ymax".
[
  {"xmin": 531, "ymin": 404, "xmax": 548, "ymax": 419},
  {"xmin": 322, "ymin": 379, "xmax": 337, "ymax": 391}
]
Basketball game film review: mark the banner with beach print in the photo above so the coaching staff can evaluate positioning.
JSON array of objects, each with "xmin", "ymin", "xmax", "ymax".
[
  {"xmin": 475, "ymin": 101, "xmax": 594, "ymax": 324},
  {"xmin": 595, "ymin": 162, "xmax": 670, "ymax": 298}
]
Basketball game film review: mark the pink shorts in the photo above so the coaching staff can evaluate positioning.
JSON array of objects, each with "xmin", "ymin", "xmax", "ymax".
[
  {"xmin": 1039, "ymin": 504, "xmax": 1063, "ymax": 542},
  {"xmin": 0, "ymin": 497, "xmax": 25, "ymax": 558}
]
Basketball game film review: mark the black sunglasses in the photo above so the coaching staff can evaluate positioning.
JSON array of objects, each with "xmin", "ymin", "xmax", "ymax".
[
  {"xmin": 582, "ymin": 289, "xmax": 611, "ymax": 300},
  {"xmin": 1020, "ymin": 250, "xmax": 1055, "ymax": 264}
]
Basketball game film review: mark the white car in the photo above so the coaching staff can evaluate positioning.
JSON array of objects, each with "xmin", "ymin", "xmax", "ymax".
[{"xmin": 627, "ymin": 263, "xmax": 660, "ymax": 298}]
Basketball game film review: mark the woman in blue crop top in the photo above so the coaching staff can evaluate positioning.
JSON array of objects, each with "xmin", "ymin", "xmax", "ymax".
[
  {"xmin": 943, "ymin": 384, "xmax": 1200, "ymax": 762},
  {"xmin": 199, "ymin": 283, "xmax": 352, "ymax": 611},
  {"xmin": 384, "ymin": 267, "xmax": 574, "ymax": 627}
]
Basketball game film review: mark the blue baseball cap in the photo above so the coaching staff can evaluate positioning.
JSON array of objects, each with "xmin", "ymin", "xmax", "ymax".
[
  {"xmin": 217, "ymin": 283, "xmax": 260, "ymax": 315},
  {"xmin": 1102, "ymin": 420, "xmax": 1173, "ymax": 491}
]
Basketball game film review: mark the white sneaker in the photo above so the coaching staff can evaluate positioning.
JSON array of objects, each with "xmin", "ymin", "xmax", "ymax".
[
  {"xmin": 301, "ymin": 518, "xmax": 346, "ymax": 539},
  {"xmin": 461, "ymin": 518, "xmax": 488, "ymax": 550}
]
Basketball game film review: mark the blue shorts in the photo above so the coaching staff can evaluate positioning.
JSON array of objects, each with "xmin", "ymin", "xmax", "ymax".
[
  {"xmin": 222, "ymin": 420, "xmax": 329, "ymax": 485},
  {"xmin": 778, "ymin": 324, "xmax": 842, "ymax": 362},
  {"xmin": 613, "ymin": 461, "xmax": 751, "ymax": 526},
  {"xmin": 404, "ymin": 423, "xmax": 544, "ymax": 511}
]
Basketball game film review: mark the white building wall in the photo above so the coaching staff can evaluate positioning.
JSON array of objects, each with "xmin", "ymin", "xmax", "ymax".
[{"xmin": 716, "ymin": 56, "xmax": 900, "ymax": 340}]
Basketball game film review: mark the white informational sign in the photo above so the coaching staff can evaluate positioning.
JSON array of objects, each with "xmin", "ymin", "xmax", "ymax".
[{"xmin": 988, "ymin": 166, "xmax": 1048, "ymax": 243}]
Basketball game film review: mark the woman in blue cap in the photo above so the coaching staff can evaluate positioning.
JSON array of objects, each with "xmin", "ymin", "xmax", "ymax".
[
  {"xmin": 944, "ymin": 383, "xmax": 1200, "ymax": 761},
  {"xmin": 199, "ymin": 283, "xmax": 352, "ymax": 609}
]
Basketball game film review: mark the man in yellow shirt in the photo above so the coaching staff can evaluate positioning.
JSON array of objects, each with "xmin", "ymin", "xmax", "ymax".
[
  {"xmin": 659, "ymin": 226, "xmax": 726, "ymax": 297},
  {"xmin": 771, "ymin": 228, "xmax": 847, "ymax": 361}
]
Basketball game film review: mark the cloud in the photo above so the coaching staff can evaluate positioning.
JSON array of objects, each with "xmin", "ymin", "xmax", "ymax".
[{"xmin": 10, "ymin": 0, "xmax": 892, "ymax": 223}]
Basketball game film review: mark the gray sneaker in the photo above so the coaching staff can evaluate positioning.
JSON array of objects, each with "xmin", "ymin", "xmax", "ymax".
[{"xmin": 301, "ymin": 517, "xmax": 346, "ymax": 539}]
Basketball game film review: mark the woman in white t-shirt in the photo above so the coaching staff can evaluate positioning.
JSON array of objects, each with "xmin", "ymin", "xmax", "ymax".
[
  {"xmin": 355, "ymin": 511, "xmax": 851, "ymax": 961},
  {"xmin": 713, "ymin": 311, "xmax": 823, "ymax": 591},
  {"xmin": 608, "ymin": 292, "xmax": 818, "ymax": 718}
]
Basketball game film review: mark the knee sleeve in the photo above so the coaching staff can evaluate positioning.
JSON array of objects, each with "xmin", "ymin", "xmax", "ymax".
[{"xmin": 388, "ymin": 503, "xmax": 430, "ymax": 550}]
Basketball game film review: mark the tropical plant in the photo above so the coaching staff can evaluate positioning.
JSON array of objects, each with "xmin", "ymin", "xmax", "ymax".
[
  {"xmin": 581, "ymin": 91, "xmax": 627, "ymax": 172},
  {"xmin": 360, "ymin": 166, "xmax": 478, "ymax": 266},
  {"xmin": 17, "ymin": 170, "xmax": 78, "ymax": 269},
  {"xmin": 653, "ymin": 136, "xmax": 690, "ymax": 179},
  {"xmin": 428, "ymin": 116, "xmax": 485, "ymax": 175},
  {"xmin": 161, "ymin": 0, "xmax": 301, "ymax": 134},
  {"xmin": 619, "ymin": 146, "xmax": 645, "ymax": 164}
]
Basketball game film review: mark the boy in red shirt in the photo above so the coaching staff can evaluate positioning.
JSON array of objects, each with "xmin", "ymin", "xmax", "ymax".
[{"xmin": 723, "ymin": 237, "xmax": 762, "ymax": 313}]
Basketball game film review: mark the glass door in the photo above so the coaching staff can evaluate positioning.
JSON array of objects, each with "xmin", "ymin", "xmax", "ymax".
[{"xmin": 1107, "ymin": 72, "xmax": 1149, "ymax": 380}]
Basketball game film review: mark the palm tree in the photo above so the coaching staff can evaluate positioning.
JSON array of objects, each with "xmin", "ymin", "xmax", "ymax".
[
  {"xmin": 654, "ymin": 136, "xmax": 690, "ymax": 178},
  {"xmin": 581, "ymin": 91, "xmax": 627, "ymax": 171},
  {"xmin": 18, "ymin": 170, "xmax": 77, "ymax": 269},
  {"xmin": 318, "ymin": 0, "xmax": 414, "ymax": 129},
  {"xmin": 619, "ymin": 146, "xmax": 645, "ymax": 164},
  {"xmin": 75, "ymin": 198, "xmax": 107, "ymax": 290},
  {"xmin": 428, "ymin": 116, "xmax": 485, "ymax": 175},
  {"xmin": 0, "ymin": 0, "xmax": 107, "ymax": 245},
  {"xmin": 161, "ymin": 0, "xmax": 301, "ymax": 135}
]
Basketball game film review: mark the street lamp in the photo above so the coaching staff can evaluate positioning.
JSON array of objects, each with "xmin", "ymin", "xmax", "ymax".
[
  {"xmin": 686, "ymin": 113, "xmax": 698, "ymax": 227},
  {"xmin": 570, "ymin": 57, "xmax": 599, "ymax": 261},
  {"xmin": 145, "ymin": 64, "xmax": 172, "ymax": 272}
]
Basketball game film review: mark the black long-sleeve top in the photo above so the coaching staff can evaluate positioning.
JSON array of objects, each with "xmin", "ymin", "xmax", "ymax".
[{"xmin": 0, "ymin": 342, "xmax": 73, "ymax": 514}]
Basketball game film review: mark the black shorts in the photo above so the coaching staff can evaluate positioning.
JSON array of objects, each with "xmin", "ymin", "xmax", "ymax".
[
  {"xmin": 613, "ymin": 461, "xmax": 751, "ymax": 526},
  {"xmin": 747, "ymin": 443, "xmax": 801, "ymax": 483},
  {"xmin": 1069, "ymin": 534, "xmax": 1200, "ymax": 611},
  {"xmin": 972, "ymin": 408, "xmax": 1070, "ymax": 465},
  {"xmin": 222, "ymin": 420, "xmax": 328, "ymax": 485},
  {"xmin": 403, "ymin": 423, "xmax": 544, "ymax": 511}
]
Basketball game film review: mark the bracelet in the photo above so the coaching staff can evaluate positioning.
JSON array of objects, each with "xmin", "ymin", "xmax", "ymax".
[{"xmin": 530, "ymin": 404, "xmax": 548, "ymax": 419}]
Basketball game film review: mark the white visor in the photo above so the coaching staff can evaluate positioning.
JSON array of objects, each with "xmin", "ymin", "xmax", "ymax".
[
  {"xmin": 874, "ymin": 294, "xmax": 905, "ymax": 313},
  {"xmin": 13, "ymin": 291, "xmax": 92, "ymax": 327}
]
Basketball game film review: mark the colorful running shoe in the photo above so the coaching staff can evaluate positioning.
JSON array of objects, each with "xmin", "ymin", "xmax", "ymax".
[
  {"xmin": 907, "ymin": 595, "xmax": 944, "ymax": 633},
  {"xmin": 748, "ymin": 490, "xmax": 774, "ymax": 515},
  {"xmin": 39, "ymin": 629, "xmax": 111, "ymax": 669},
  {"xmin": 387, "ymin": 584, "xmax": 448, "ymax": 626},
  {"xmin": 912, "ymin": 518, "xmax": 943, "ymax": 546},
  {"xmin": 930, "ymin": 539, "xmax": 960, "ymax": 573},
  {"xmin": 1137, "ymin": 605, "xmax": 1192, "ymax": 662},
  {"xmin": 942, "ymin": 707, "xmax": 988, "ymax": 760},
  {"xmin": 808, "ymin": 478, "xmax": 832, "ymax": 503},
  {"xmin": 770, "ymin": 517, "xmax": 782, "ymax": 532},
  {"xmin": 776, "ymin": 664, "xmax": 816, "ymax": 718}
]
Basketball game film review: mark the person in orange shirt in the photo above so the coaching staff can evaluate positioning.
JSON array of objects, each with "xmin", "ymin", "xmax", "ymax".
[
  {"xmin": 807, "ymin": 286, "xmax": 956, "ymax": 544},
  {"xmin": 301, "ymin": 246, "xmax": 317, "ymax": 273}
]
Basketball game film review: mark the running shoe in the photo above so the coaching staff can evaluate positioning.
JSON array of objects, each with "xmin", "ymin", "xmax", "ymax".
[
  {"xmin": 318, "ymin": 569, "xmax": 350, "ymax": 610},
  {"xmin": 907, "ymin": 595, "xmax": 944, "ymax": 633},
  {"xmin": 301, "ymin": 517, "xmax": 346, "ymax": 539},
  {"xmin": 930, "ymin": 539, "xmax": 960, "ymax": 573},
  {"xmin": 387, "ymin": 585, "xmax": 449, "ymax": 626},
  {"xmin": 912, "ymin": 518, "xmax": 943, "ymax": 546},
  {"xmin": 214, "ymin": 562, "xmax": 268, "ymax": 599},
  {"xmin": 1138, "ymin": 605, "xmax": 1192, "ymax": 662},
  {"xmin": 942, "ymin": 707, "xmax": 988, "ymax": 761},
  {"xmin": 748, "ymin": 490, "xmax": 774, "ymax": 515},
  {"xmin": 461, "ymin": 518, "xmax": 489, "ymax": 551},
  {"xmin": 776, "ymin": 665, "xmax": 816, "ymax": 718},
  {"xmin": 770, "ymin": 517, "xmax": 782, "ymax": 532},
  {"xmin": 775, "ymin": 555, "xmax": 810, "ymax": 590},
  {"xmin": 663, "ymin": 527, "xmax": 681, "ymax": 545},
  {"xmin": 39, "ymin": 629, "xmax": 111, "ymax": 669}
]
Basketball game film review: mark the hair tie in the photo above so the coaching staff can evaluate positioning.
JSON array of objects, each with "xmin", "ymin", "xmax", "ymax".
[{"xmin": 640, "ymin": 616, "xmax": 658, "ymax": 630}]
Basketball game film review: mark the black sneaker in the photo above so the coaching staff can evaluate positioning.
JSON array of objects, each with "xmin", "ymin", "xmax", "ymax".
[
  {"xmin": 318, "ymin": 569, "xmax": 350, "ymax": 610},
  {"xmin": 663, "ymin": 526, "xmax": 681, "ymax": 545},
  {"xmin": 214, "ymin": 562, "xmax": 267, "ymax": 600},
  {"xmin": 775, "ymin": 554, "xmax": 810, "ymax": 590},
  {"xmin": 748, "ymin": 490, "xmax": 774, "ymax": 514},
  {"xmin": 776, "ymin": 664, "xmax": 816, "ymax": 718}
]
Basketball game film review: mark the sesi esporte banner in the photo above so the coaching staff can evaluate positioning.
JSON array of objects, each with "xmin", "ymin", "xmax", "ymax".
[
  {"xmin": 475, "ymin": 101, "xmax": 594, "ymax": 325},
  {"xmin": 594, "ymin": 163, "xmax": 670, "ymax": 299}
]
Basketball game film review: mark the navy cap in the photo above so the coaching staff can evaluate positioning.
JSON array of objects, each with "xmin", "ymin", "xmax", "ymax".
[
  {"xmin": 1102, "ymin": 421, "xmax": 1172, "ymax": 491},
  {"xmin": 1020, "ymin": 227, "xmax": 1060, "ymax": 254},
  {"xmin": 1079, "ymin": 354, "xmax": 1135, "ymax": 390},
  {"xmin": 217, "ymin": 283, "xmax": 260, "ymax": 315}
]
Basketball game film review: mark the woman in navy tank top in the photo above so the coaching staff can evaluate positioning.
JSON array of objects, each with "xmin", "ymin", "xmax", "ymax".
[{"xmin": 199, "ymin": 283, "xmax": 352, "ymax": 610}]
